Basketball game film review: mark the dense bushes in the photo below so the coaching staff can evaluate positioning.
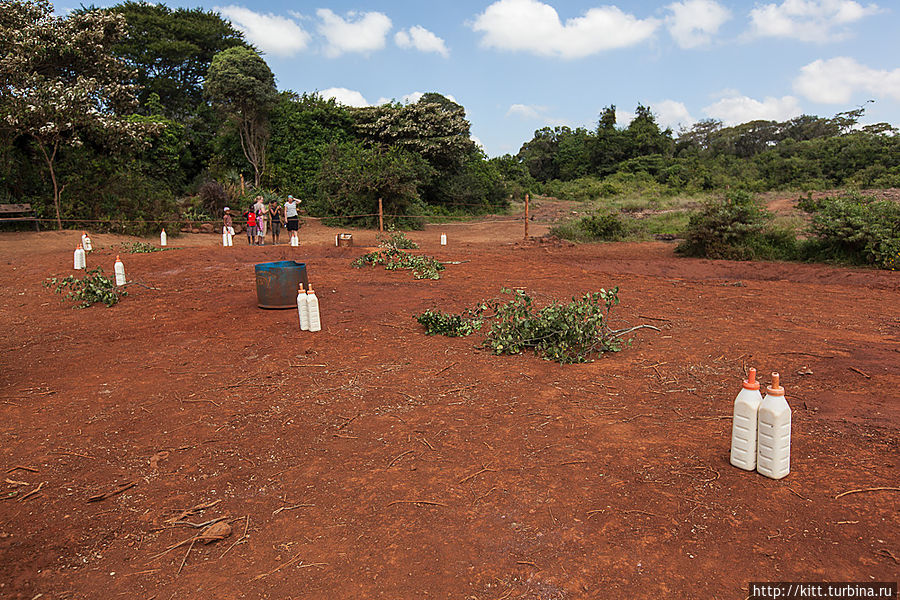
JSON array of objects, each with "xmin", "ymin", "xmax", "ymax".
[
  {"xmin": 550, "ymin": 212, "xmax": 627, "ymax": 243},
  {"xmin": 675, "ymin": 190, "xmax": 777, "ymax": 260},
  {"xmin": 799, "ymin": 193, "xmax": 900, "ymax": 268}
]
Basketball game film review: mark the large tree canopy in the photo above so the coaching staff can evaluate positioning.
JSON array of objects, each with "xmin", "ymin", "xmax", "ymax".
[{"xmin": 1, "ymin": 0, "xmax": 160, "ymax": 228}]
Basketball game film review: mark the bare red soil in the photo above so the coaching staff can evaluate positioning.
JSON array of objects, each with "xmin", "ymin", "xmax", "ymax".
[{"xmin": 1, "ymin": 209, "xmax": 898, "ymax": 599}]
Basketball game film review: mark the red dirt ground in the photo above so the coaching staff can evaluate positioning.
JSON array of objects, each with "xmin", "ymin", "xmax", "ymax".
[{"xmin": 1, "ymin": 206, "xmax": 898, "ymax": 599}]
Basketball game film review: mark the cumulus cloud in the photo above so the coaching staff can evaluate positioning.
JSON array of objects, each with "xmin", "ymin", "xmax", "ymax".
[
  {"xmin": 665, "ymin": 0, "xmax": 731, "ymax": 48},
  {"xmin": 317, "ymin": 9, "xmax": 392, "ymax": 57},
  {"xmin": 216, "ymin": 6, "xmax": 310, "ymax": 57},
  {"xmin": 748, "ymin": 0, "xmax": 880, "ymax": 42},
  {"xmin": 318, "ymin": 87, "xmax": 370, "ymax": 107},
  {"xmin": 653, "ymin": 99, "xmax": 697, "ymax": 130},
  {"xmin": 794, "ymin": 57, "xmax": 900, "ymax": 104},
  {"xmin": 471, "ymin": 0, "xmax": 659, "ymax": 59},
  {"xmin": 703, "ymin": 91, "xmax": 803, "ymax": 125},
  {"xmin": 507, "ymin": 104, "xmax": 544, "ymax": 119},
  {"xmin": 395, "ymin": 26, "xmax": 449, "ymax": 57}
]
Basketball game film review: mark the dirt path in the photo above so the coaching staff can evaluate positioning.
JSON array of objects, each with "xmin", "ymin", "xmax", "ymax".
[{"xmin": 1, "ymin": 210, "xmax": 898, "ymax": 599}]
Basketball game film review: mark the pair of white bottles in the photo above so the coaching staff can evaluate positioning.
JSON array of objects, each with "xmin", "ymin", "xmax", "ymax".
[
  {"xmin": 729, "ymin": 368, "xmax": 791, "ymax": 479},
  {"xmin": 74, "ymin": 245, "xmax": 86, "ymax": 270},
  {"xmin": 296, "ymin": 285, "xmax": 321, "ymax": 332}
]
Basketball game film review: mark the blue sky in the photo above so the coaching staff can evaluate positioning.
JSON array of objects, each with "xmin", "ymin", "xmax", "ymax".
[{"xmin": 59, "ymin": 0, "xmax": 900, "ymax": 156}]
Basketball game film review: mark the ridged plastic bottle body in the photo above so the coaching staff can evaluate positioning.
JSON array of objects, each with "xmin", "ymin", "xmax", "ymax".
[
  {"xmin": 74, "ymin": 248, "xmax": 85, "ymax": 270},
  {"xmin": 297, "ymin": 292, "xmax": 310, "ymax": 331},
  {"xmin": 757, "ymin": 395, "xmax": 791, "ymax": 479},
  {"xmin": 307, "ymin": 292, "xmax": 321, "ymax": 332},
  {"xmin": 81, "ymin": 235, "xmax": 92, "ymax": 251},
  {"xmin": 160, "ymin": 230, "xmax": 167, "ymax": 246},
  {"xmin": 114, "ymin": 261, "xmax": 126, "ymax": 286},
  {"xmin": 730, "ymin": 387, "xmax": 763, "ymax": 470}
]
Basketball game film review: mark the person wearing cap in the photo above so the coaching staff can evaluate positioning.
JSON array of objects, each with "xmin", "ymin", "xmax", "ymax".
[
  {"xmin": 223, "ymin": 207, "xmax": 234, "ymax": 237},
  {"xmin": 253, "ymin": 195, "xmax": 266, "ymax": 245},
  {"xmin": 284, "ymin": 194, "xmax": 301, "ymax": 245}
]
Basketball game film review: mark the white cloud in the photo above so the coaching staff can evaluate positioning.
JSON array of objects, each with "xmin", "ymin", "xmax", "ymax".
[
  {"xmin": 471, "ymin": 0, "xmax": 659, "ymax": 59},
  {"xmin": 748, "ymin": 0, "xmax": 880, "ymax": 42},
  {"xmin": 653, "ymin": 99, "xmax": 697, "ymax": 130},
  {"xmin": 507, "ymin": 104, "xmax": 544, "ymax": 119},
  {"xmin": 665, "ymin": 0, "xmax": 731, "ymax": 48},
  {"xmin": 616, "ymin": 108, "xmax": 635, "ymax": 127},
  {"xmin": 318, "ymin": 87, "xmax": 370, "ymax": 107},
  {"xmin": 317, "ymin": 9, "xmax": 392, "ymax": 57},
  {"xmin": 216, "ymin": 6, "xmax": 310, "ymax": 57},
  {"xmin": 395, "ymin": 26, "xmax": 449, "ymax": 57},
  {"xmin": 703, "ymin": 91, "xmax": 803, "ymax": 125},
  {"xmin": 794, "ymin": 57, "xmax": 900, "ymax": 103}
]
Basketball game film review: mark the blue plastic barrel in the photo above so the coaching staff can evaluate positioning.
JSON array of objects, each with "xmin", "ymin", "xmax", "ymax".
[{"xmin": 254, "ymin": 261, "xmax": 309, "ymax": 309}]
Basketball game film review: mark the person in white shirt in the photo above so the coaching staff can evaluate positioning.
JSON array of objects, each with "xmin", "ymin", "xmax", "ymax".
[{"xmin": 284, "ymin": 195, "xmax": 301, "ymax": 246}]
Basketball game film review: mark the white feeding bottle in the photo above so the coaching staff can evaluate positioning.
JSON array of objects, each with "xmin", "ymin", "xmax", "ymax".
[
  {"xmin": 74, "ymin": 244, "xmax": 86, "ymax": 270},
  {"xmin": 81, "ymin": 231, "xmax": 93, "ymax": 252},
  {"xmin": 306, "ymin": 286, "xmax": 321, "ymax": 332},
  {"xmin": 440, "ymin": 233, "xmax": 447, "ymax": 246},
  {"xmin": 222, "ymin": 227, "xmax": 229, "ymax": 247},
  {"xmin": 114, "ymin": 255, "xmax": 126, "ymax": 286},
  {"xmin": 160, "ymin": 229, "xmax": 167, "ymax": 246},
  {"xmin": 297, "ymin": 284, "xmax": 310, "ymax": 331},
  {"xmin": 757, "ymin": 372, "xmax": 791, "ymax": 480},
  {"xmin": 730, "ymin": 367, "xmax": 763, "ymax": 471}
]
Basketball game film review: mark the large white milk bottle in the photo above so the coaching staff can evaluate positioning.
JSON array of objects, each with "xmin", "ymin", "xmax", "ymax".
[
  {"xmin": 297, "ymin": 285, "xmax": 310, "ymax": 331},
  {"xmin": 757, "ymin": 372, "xmax": 791, "ymax": 480},
  {"xmin": 114, "ymin": 255, "xmax": 126, "ymax": 286},
  {"xmin": 307, "ymin": 286, "xmax": 321, "ymax": 332},
  {"xmin": 730, "ymin": 367, "xmax": 763, "ymax": 470}
]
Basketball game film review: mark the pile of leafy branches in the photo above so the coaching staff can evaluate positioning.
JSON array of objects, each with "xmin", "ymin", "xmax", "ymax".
[
  {"xmin": 44, "ymin": 268, "xmax": 126, "ymax": 308},
  {"xmin": 351, "ymin": 229, "xmax": 442, "ymax": 279},
  {"xmin": 352, "ymin": 247, "xmax": 444, "ymax": 280},
  {"xmin": 417, "ymin": 287, "xmax": 655, "ymax": 364},
  {"xmin": 121, "ymin": 241, "xmax": 172, "ymax": 253}
]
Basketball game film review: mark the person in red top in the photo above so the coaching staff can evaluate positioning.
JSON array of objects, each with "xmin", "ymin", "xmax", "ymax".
[{"xmin": 243, "ymin": 205, "xmax": 258, "ymax": 245}]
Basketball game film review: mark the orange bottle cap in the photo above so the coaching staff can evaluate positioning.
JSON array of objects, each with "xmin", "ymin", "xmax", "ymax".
[
  {"xmin": 743, "ymin": 367, "xmax": 760, "ymax": 391},
  {"xmin": 77, "ymin": 244, "xmax": 82, "ymax": 249},
  {"xmin": 767, "ymin": 372, "xmax": 784, "ymax": 396},
  {"xmin": 115, "ymin": 255, "xmax": 122, "ymax": 262}
]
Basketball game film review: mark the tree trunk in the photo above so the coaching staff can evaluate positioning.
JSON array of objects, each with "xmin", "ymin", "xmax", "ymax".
[{"xmin": 37, "ymin": 140, "xmax": 62, "ymax": 229}]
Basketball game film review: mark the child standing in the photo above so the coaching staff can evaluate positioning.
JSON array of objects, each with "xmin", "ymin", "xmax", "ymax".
[{"xmin": 244, "ymin": 205, "xmax": 257, "ymax": 245}]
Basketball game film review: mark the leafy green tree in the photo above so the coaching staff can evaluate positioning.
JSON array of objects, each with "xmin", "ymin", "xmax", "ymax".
[
  {"xmin": 313, "ymin": 141, "xmax": 431, "ymax": 228},
  {"xmin": 517, "ymin": 127, "xmax": 561, "ymax": 182},
  {"xmin": 1, "ymin": 0, "xmax": 160, "ymax": 228},
  {"xmin": 205, "ymin": 46, "xmax": 277, "ymax": 187}
]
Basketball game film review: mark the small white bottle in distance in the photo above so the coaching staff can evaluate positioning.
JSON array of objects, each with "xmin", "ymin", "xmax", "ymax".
[
  {"xmin": 730, "ymin": 367, "xmax": 763, "ymax": 471},
  {"xmin": 297, "ymin": 284, "xmax": 310, "ymax": 331},
  {"xmin": 440, "ymin": 233, "xmax": 447, "ymax": 246},
  {"xmin": 81, "ymin": 231, "xmax": 92, "ymax": 252},
  {"xmin": 306, "ymin": 286, "xmax": 321, "ymax": 332},
  {"xmin": 160, "ymin": 229, "xmax": 167, "ymax": 246},
  {"xmin": 74, "ymin": 244, "xmax": 86, "ymax": 270},
  {"xmin": 222, "ymin": 227, "xmax": 229, "ymax": 247},
  {"xmin": 757, "ymin": 372, "xmax": 791, "ymax": 480},
  {"xmin": 114, "ymin": 255, "xmax": 126, "ymax": 286}
]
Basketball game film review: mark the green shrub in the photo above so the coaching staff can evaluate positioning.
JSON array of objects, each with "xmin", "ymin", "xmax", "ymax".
[
  {"xmin": 376, "ymin": 228, "xmax": 419, "ymax": 250},
  {"xmin": 550, "ymin": 211, "xmax": 627, "ymax": 243},
  {"xmin": 798, "ymin": 193, "xmax": 900, "ymax": 268},
  {"xmin": 675, "ymin": 190, "xmax": 775, "ymax": 260},
  {"xmin": 351, "ymin": 247, "xmax": 444, "ymax": 279}
]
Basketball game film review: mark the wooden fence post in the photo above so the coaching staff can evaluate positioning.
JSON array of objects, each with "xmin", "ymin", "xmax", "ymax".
[
  {"xmin": 378, "ymin": 197, "xmax": 384, "ymax": 232},
  {"xmin": 524, "ymin": 193, "xmax": 529, "ymax": 239}
]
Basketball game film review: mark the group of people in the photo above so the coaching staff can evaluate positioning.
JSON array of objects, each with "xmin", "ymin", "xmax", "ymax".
[{"xmin": 222, "ymin": 195, "xmax": 301, "ymax": 246}]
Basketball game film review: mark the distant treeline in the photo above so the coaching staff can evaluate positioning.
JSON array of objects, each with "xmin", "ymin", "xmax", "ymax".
[{"xmin": 1, "ymin": 1, "xmax": 898, "ymax": 234}]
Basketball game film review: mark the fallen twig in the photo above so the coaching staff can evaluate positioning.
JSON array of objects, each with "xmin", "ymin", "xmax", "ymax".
[
  {"xmin": 6, "ymin": 465, "xmax": 38, "ymax": 474},
  {"xmin": 610, "ymin": 324, "xmax": 661, "ymax": 338},
  {"xmin": 516, "ymin": 561, "xmax": 539, "ymax": 568},
  {"xmin": 251, "ymin": 551, "xmax": 327, "ymax": 581},
  {"xmin": 88, "ymin": 480, "xmax": 136, "ymax": 503},
  {"xmin": 777, "ymin": 351, "xmax": 835, "ymax": 358},
  {"xmin": 834, "ymin": 487, "xmax": 900, "ymax": 500},
  {"xmin": 18, "ymin": 481, "xmax": 45, "ymax": 502},
  {"xmin": 219, "ymin": 516, "xmax": 250, "ymax": 560},
  {"xmin": 272, "ymin": 504, "xmax": 314, "ymax": 516},
  {"xmin": 386, "ymin": 450, "xmax": 415, "ymax": 470},
  {"xmin": 787, "ymin": 487, "xmax": 812, "ymax": 502},
  {"xmin": 386, "ymin": 500, "xmax": 447, "ymax": 508},
  {"xmin": 848, "ymin": 366, "xmax": 871, "ymax": 379},
  {"xmin": 458, "ymin": 467, "xmax": 497, "ymax": 485},
  {"xmin": 879, "ymin": 549, "xmax": 899, "ymax": 565},
  {"xmin": 176, "ymin": 538, "xmax": 196, "ymax": 576},
  {"xmin": 637, "ymin": 315, "xmax": 671, "ymax": 322}
]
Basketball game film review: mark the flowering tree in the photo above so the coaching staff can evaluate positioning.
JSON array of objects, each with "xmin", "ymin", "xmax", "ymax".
[{"xmin": 0, "ymin": 0, "xmax": 158, "ymax": 228}]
